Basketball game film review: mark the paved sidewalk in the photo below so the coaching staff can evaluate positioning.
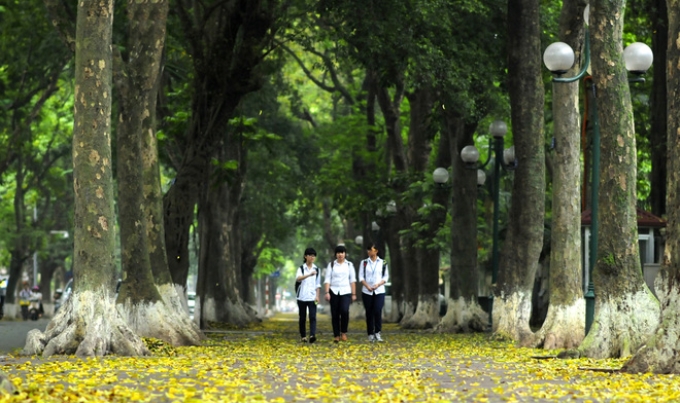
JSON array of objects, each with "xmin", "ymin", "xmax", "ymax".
[{"xmin": 0, "ymin": 318, "xmax": 49, "ymax": 354}]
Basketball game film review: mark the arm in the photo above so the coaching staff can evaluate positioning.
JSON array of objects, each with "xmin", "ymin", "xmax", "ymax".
[
  {"xmin": 324, "ymin": 263, "xmax": 331, "ymax": 301},
  {"xmin": 359, "ymin": 260, "xmax": 372, "ymax": 292},
  {"xmin": 350, "ymin": 263, "xmax": 357, "ymax": 300}
]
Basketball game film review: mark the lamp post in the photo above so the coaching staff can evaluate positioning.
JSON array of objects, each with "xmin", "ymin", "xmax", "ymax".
[
  {"xmin": 459, "ymin": 120, "xmax": 517, "ymax": 328},
  {"xmin": 542, "ymin": 4, "xmax": 653, "ymax": 334}
]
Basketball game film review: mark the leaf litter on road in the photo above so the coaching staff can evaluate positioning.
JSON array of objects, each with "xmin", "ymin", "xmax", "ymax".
[{"xmin": 1, "ymin": 313, "xmax": 679, "ymax": 402}]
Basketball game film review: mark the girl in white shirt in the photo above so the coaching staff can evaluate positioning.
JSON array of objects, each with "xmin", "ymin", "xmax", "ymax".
[
  {"xmin": 324, "ymin": 245, "xmax": 356, "ymax": 342},
  {"xmin": 359, "ymin": 243, "xmax": 389, "ymax": 342},
  {"xmin": 296, "ymin": 247, "xmax": 321, "ymax": 343}
]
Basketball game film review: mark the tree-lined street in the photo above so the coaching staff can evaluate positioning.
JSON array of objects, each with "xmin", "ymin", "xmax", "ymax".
[{"xmin": 1, "ymin": 314, "xmax": 679, "ymax": 402}]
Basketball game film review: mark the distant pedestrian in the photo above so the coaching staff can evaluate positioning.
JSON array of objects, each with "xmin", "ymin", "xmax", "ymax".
[
  {"xmin": 359, "ymin": 243, "xmax": 389, "ymax": 342},
  {"xmin": 324, "ymin": 245, "xmax": 356, "ymax": 342},
  {"xmin": 296, "ymin": 248, "xmax": 321, "ymax": 343},
  {"xmin": 19, "ymin": 282, "xmax": 32, "ymax": 320},
  {"xmin": 0, "ymin": 273, "xmax": 7, "ymax": 320}
]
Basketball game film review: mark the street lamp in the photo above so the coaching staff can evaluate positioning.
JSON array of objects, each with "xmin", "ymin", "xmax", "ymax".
[
  {"xmin": 355, "ymin": 235, "xmax": 363, "ymax": 246},
  {"xmin": 542, "ymin": 4, "xmax": 653, "ymax": 334},
  {"xmin": 433, "ymin": 167, "xmax": 450, "ymax": 187},
  {"xmin": 460, "ymin": 119, "xmax": 517, "ymax": 329}
]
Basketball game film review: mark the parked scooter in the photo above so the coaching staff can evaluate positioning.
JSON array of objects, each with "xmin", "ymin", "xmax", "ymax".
[
  {"xmin": 28, "ymin": 286, "xmax": 43, "ymax": 321},
  {"xmin": 28, "ymin": 297, "xmax": 41, "ymax": 321}
]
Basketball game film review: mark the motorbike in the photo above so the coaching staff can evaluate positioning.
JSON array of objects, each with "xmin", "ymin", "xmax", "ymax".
[{"xmin": 28, "ymin": 297, "xmax": 41, "ymax": 321}]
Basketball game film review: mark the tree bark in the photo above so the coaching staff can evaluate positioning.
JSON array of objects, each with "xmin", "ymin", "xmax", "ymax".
[
  {"xmin": 165, "ymin": 0, "xmax": 280, "ymax": 309},
  {"xmin": 439, "ymin": 116, "xmax": 487, "ymax": 333},
  {"xmin": 115, "ymin": 0, "xmax": 202, "ymax": 346},
  {"xmin": 649, "ymin": 0, "xmax": 668, "ymax": 217},
  {"xmin": 578, "ymin": 0, "xmax": 659, "ymax": 359},
  {"xmin": 402, "ymin": 87, "xmax": 443, "ymax": 330},
  {"xmin": 495, "ymin": 0, "xmax": 545, "ymax": 343},
  {"xmin": 196, "ymin": 141, "xmax": 253, "ymax": 327},
  {"xmin": 621, "ymin": 0, "xmax": 679, "ymax": 373},
  {"xmin": 25, "ymin": 0, "xmax": 147, "ymax": 357},
  {"xmin": 533, "ymin": 0, "xmax": 586, "ymax": 350}
]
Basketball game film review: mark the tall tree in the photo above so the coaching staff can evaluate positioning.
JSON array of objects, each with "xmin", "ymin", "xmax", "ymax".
[
  {"xmin": 648, "ymin": 0, "xmax": 668, "ymax": 217},
  {"xmin": 164, "ymin": 0, "xmax": 285, "ymax": 325},
  {"xmin": 622, "ymin": 0, "xmax": 680, "ymax": 372},
  {"xmin": 25, "ymin": 0, "xmax": 147, "ymax": 357},
  {"xmin": 533, "ymin": 0, "xmax": 586, "ymax": 349},
  {"xmin": 114, "ymin": 0, "xmax": 202, "ymax": 345},
  {"xmin": 578, "ymin": 0, "xmax": 659, "ymax": 358},
  {"xmin": 494, "ymin": 0, "xmax": 545, "ymax": 341}
]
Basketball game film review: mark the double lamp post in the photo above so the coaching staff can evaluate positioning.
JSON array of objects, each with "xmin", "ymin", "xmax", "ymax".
[{"xmin": 542, "ymin": 5, "xmax": 653, "ymax": 334}]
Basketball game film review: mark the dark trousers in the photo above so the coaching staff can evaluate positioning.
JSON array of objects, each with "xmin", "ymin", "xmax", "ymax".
[
  {"xmin": 0, "ymin": 296, "xmax": 4, "ymax": 318},
  {"xmin": 329, "ymin": 291, "xmax": 351, "ymax": 337},
  {"xmin": 297, "ymin": 300, "xmax": 317, "ymax": 338},
  {"xmin": 362, "ymin": 292, "xmax": 385, "ymax": 335}
]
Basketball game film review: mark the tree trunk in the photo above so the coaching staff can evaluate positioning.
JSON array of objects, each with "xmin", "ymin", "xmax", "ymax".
[
  {"xmin": 196, "ymin": 144, "xmax": 253, "ymax": 327},
  {"xmin": 533, "ymin": 0, "xmax": 586, "ymax": 350},
  {"xmin": 165, "ymin": 0, "xmax": 280, "ymax": 294},
  {"xmin": 620, "ymin": 0, "xmax": 678, "ymax": 372},
  {"xmin": 649, "ymin": 0, "xmax": 668, "ymax": 217},
  {"xmin": 25, "ymin": 0, "xmax": 147, "ymax": 357},
  {"xmin": 114, "ymin": 0, "xmax": 202, "ymax": 346},
  {"xmin": 439, "ymin": 116, "xmax": 487, "ymax": 333},
  {"xmin": 495, "ymin": 0, "xmax": 545, "ymax": 343},
  {"xmin": 578, "ymin": 0, "xmax": 659, "ymax": 359},
  {"xmin": 402, "ymin": 87, "xmax": 442, "ymax": 329}
]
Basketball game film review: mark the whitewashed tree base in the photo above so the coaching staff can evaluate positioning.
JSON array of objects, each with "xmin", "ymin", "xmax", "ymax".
[
  {"xmin": 623, "ymin": 284, "xmax": 680, "ymax": 373},
  {"xmin": 437, "ymin": 297, "xmax": 487, "ymax": 333},
  {"xmin": 198, "ymin": 296, "xmax": 254, "ymax": 327},
  {"xmin": 117, "ymin": 284, "xmax": 203, "ymax": 346},
  {"xmin": 23, "ymin": 290, "xmax": 148, "ymax": 358},
  {"xmin": 579, "ymin": 290, "xmax": 659, "ymax": 359},
  {"xmin": 533, "ymin": 300, "xmax": 585, "ymax": 349},
  {"xmin": 398, "ymin": 301, "xmax": 416, "ymax": 326},
  {"xmin": 401, "ymin": 297, "xmax": 438, "ymax": 329},
  {"xmin": 493, "ymin": 291, "xmax": 534, "ymax": 342}
]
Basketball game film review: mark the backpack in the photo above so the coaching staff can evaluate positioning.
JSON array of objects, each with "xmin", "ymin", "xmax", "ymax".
[
  {"xmin": 362, "ymin": 259, "xmax": 388, "ymax": 278},
  {"xmin": 295, "ymin": 265, "xmax": 320, "ymax": 297}
]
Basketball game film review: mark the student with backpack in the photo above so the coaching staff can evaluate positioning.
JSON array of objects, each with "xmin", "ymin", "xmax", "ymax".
[
  {"xmin": 324, "ymin": 245, "xmax": 356, "ymax": 342},
  {"xmin": 359, "ymin": 243, "xmax": 389, "ymax": 342},
  {"xmin": 296, "ymin": 248, "xmax": 321, "ymax": 343}
]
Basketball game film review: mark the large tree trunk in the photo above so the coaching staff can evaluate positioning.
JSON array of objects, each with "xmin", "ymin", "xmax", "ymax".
[
  {"xmin": 165, "ymin": 0, "xmax": 279, "ymax": 294},
  {"xmin": 439, "ymin": 116, "xmax": 487, "ymax": 333},
  {"xmin": 533, "ymin": 0, "xmax": 586, "ymax": 350},
  {"xmin": 495, "ymin": 0, "xmax": 545, "ymax": 342},
  {"xmin": 196, "ymin": 144, "xmax": 253, "ymax": 327},
  {"xmin": 578, "ymin": 0, "xmax": 659, "ymax": 359},
  {"xmin": 115, "ymin": 0, "xmax": 202, "ymax": 346},
  {"xmin": 649, "ymin": 0, "xmax": 668, "ymax": 217},
  {"xmin": 401, "ymin": 87, "xmax": 442, "ymax": 329},
  {"xmin": 25, "ymin": 0, "xmax": 147, "ymax": 357},
  {"xmin": 620, "ymin": 0, "xmax": 678, "ymax": 372}
]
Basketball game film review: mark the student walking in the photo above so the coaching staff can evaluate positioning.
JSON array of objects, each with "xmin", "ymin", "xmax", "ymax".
[
  {"xmin": 359, "ymin": 243, "xmax": 389, "ymax": 342},
  {"xmin": 296, "ymin": 248, "xmax": 321, "ymax": 343},
  {"xmin": 324, "ymin": 245, "xmax": 356, "ymax": 342}
]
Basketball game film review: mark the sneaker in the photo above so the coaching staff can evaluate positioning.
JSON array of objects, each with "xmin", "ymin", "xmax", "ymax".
[
  {"xmin": 368, "ymin": 334, "xmax": 375, "ymax": 342},
  {"xmin": 375, "ymin": 332, "xmax": 384, "ymax": 342},
  {"xmin": 341, "ymin": 333, "xmax": 348, "ymax": 341},
  {"xmin": 333, "ymin": 336, "xmax": 340, "ymax": 343},
  {"xmin": 301, "ymin": 337, "xmax": 308, "ymax": 343},
  {"xmin": 309, "ymin": 335, "xmax": 316, "ymax": 344}
]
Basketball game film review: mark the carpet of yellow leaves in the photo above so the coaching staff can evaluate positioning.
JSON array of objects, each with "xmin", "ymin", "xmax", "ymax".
[{"xmin": 1, "ymin": 313, "xmax": 680, "ymax": 402}]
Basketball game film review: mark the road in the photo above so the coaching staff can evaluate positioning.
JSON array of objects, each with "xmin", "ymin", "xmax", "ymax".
[{"xmin": 0, "ymin": 318, "xmax": 49, "ymax": 354}]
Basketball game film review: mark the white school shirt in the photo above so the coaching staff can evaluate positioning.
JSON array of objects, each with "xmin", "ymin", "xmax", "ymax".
[
  {"xmin": 359, "ymin": 257, "xmax": 389, "ymax": 295},
  {"xmin": 296, "ymin": 264, "xmax": 321, "ymax": 301},
  {"xmin": 324, "ymin": 260, "xmax": 356, "ymax": 296}
]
